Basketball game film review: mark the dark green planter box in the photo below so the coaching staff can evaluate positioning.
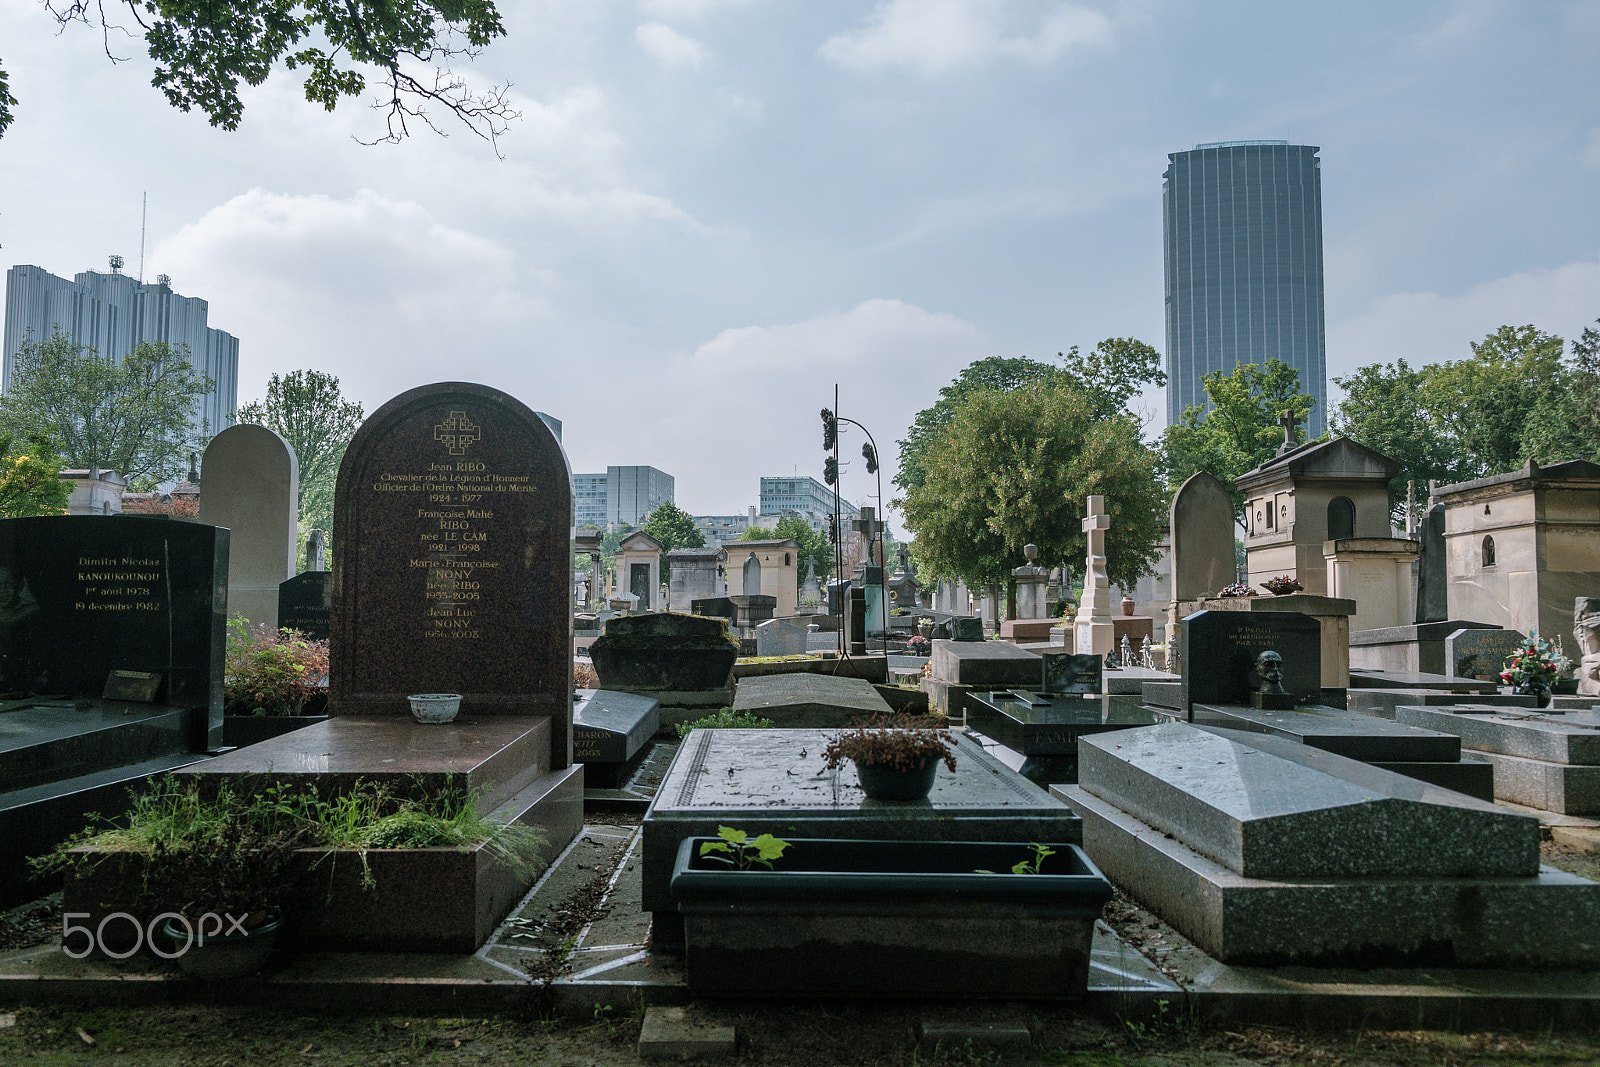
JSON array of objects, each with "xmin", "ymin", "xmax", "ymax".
[{"xmin": 671, "ymin": 837, "xmax": 1111, "ymax": 998}]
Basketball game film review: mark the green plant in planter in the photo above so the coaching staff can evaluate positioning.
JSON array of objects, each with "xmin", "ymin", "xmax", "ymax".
[
  {"xmin": 224, "ymin": 618, "xmax": 329, "ymax": 717},
  {"xmin": 698, "ymin": 826, "xmax": 789, "ymax": 870}
]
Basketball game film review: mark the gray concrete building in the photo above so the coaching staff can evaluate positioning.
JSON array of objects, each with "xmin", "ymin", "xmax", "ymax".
[
  {"xmin": 4, "ymin": 262, "xmax": 239, "ymax": 436},
  {"xmin": 1163, "ymin": 141, "xmax": 1327, "ymax": 435},
  {"xmin": 572, "ymin": 465, "xmax": 676, "ymax": 529}
]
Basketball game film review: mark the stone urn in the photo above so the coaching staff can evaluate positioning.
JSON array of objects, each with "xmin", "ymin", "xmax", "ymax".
[{"xmin": 1120, "ymin": 596, "xmax": 1135, "ymax": 616}]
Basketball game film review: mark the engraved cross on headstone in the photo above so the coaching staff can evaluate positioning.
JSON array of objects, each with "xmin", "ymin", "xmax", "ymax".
[{"xmin": 434, "ymin": 411, "xmax": 482, "ymax": 456}]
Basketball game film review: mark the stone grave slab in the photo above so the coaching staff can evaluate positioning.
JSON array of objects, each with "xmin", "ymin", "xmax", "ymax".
[
  {"xmin": 181, "ymin": 715, "xmax": 556, "ymax": 810},
  {"xmin": 731, "ymin": 673, "xmax": 892, "ymax": 727},
  {"xmin": 1189, "ymin": 704, "xmax": 1461, "ymax": 763},
  {"xmin": 329, "ymin": 382, "xmax": 573, "ymax": 765},
  {"xmin": 1057, "ymin": 779, "xmax": 1599, "ymax": 968},
  {"xmin": 1461, "ymin": 750, "xmax": 1600, "ymax": 815},
  {"xmin": 931, "ymin": 639, "xmax": 1042, "ymax": 687},
  {"xmin": 999, "ymin": 619, "xmax": 1056, "ymax": 642},
  {"xmin": 641, "ymin": 728, "xmax": 1080, "ymax": 951},
  {"xmin": 574, "ymin": 689, "xmax": 661, "ymax": 788},
  {"xmin": 1395, "ymin": 705, "xmax": 1600, "ymax": 765},
  {"xmin": 1347, "ymin": 688, "xmax": 1537, "ymax": 719},
  {"xmin": 965, "ymin": 690, "xmax": 1160, "ymax": 786},
  {"xmin": 754, "ymin": 617, "xmax": 809, "ymax": 657},
  {"xmin": 1140, "ymin": 681, "xmax": 1184, "ymax": 711},
  {"xmin": 1446, "ymin": 628, "xmax": 1527, "ymax": 680},
  {"xmin": 1078, "ymin": 723, "xmax": 1533, "ymax": 880},
  {"xmin": 1180, "ymin": 610, "xmax": 1321, "ymax": 711},
  {"xmin": 1106, "ymin": 666, "xmax": 1180, "ymax": 695},
  {"xmin": 592, "ymin": 613, "xmax": 739, "ymax": 694},
  {"xmin": 1348, "ymin": 668, "xmax": 1497, "ymax": 693},
  {"xmin": 278, "ymin": 571, "xmax": 332, "ymax": 641}
]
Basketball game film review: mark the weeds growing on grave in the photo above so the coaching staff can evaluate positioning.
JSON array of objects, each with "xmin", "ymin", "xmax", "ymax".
[
  {"xmin": 223, "ymin": 617, "xmax": 329, "ymax": 716},
  {"xmin": 33, "ymin": 774, "xmax": 547, "ymax": 891},
  {"xmin": 675, "ymin": 708, "xmax": 776, "ymax": 738},
  {"xmin": 698, "ymin": 826, "xmax": 789, "ymax": 871}
]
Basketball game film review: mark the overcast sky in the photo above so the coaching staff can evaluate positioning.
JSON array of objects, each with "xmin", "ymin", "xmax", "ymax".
[{"xmin": 2, "ymin": 0, "xmax": 1597, "ymax": 529}]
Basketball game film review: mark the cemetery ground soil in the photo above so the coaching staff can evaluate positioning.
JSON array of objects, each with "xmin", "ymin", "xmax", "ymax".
[{"xmin": 3, "ymin": 1002, "xmax": 1600, "ymax": 1067}]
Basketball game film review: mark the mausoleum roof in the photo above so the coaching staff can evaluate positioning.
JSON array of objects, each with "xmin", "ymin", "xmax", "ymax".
[{"xmin": 1235, "ymin": 436, "xmax": 1400, "ymax": 490}]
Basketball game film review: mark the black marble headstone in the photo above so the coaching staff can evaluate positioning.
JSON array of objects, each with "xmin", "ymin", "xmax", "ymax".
[
  {"xmin": 278, "ymin": 571, "xmax": 332, "ymax": 641},
  {"xmin": 1415, "ymin": 501, "xmax": 1446, "ymax": 624},
  {"xmin": 950, "ymin": 616, "xmax": 984, "ymax": 641},
  {"xmin": 1180, "ymin": 609, "xmax": 1321, "ymax": 712},
  {"xmin": 0, "ymin": 515, "xmax": 228, "ymax": 747},
  {"xmin": 1042, "ymin": 652, "xmax": 1101, "ymax": 694}
]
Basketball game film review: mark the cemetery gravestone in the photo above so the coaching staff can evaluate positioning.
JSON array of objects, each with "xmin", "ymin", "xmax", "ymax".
[
  {"xmin": 1169, "ymin": 472, "xmax": 1236, "ymax": 600},
  {"xmin": 330, "ymin": 382, "xmax": 574, "ymax": 766},
  {"xmin": 1074, "ymin": 496, "xmax": 1114, "ymax": 656},
  {"xmin": 278, "ymin": 571, "xmax": 332, "ymax": 641},
  {"xmin": 1042, "ymin": 652, "xmax": 1102, "ymax": 695},
  {"xmin": 199, "ymin": 424, "xmax": 298, "ymax": 630},
  {"xmin": 1445, "ymin": 627, "xmax": 1526, "ymax": 680},
  {"xmin": 1180, "ymin": 609, "xmax": 1322, "ymax": 711},
  {"xmin": 1413, "ymin": 500, "xmax": 1446, "ymax": 623},
  {"xmin": 0, "ymin": 515, "xmax": 227, "ymax": 742},
  {"xmin": 755, "ymin": 616, "xmax": 808, "ymax": 657}
]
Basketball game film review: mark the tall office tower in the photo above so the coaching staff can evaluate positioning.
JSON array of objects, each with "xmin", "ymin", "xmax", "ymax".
[
  {"xmin": 1163, "ymin": 141, "xmax": 1327, "ymax": 435},
  {"xmin": 3, "ymin": 262, "xmax": 240, "ymax": 437}
]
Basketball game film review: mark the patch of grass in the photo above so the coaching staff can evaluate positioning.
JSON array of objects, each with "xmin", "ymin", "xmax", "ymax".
[{"xmin": 675, "ymin": 708, "xmax": 776, "ymax": 738}]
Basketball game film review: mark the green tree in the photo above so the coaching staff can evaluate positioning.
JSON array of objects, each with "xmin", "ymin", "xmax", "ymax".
[
  {"xmin": 0, "ymin": 330, "xmax": 213, "ymax": 483},
  {"xmin": 0, "ymin": 433, "xmax": 72, "ymax": 517},
  {"xmin": 16, "ymin": 1, "xmax": 514, "ymax": 149},
  {"xmin": 894, "ymin": 356, "xmax": 1060, "ymax": 495},
  {"xmin": 237, "ymin": 369, "xmax": 364, "ymax": 538},
  {"xmin": 898, "ymin": 379, "xmax": 1164, "ymax": 592},
  {"xmin": 1334, "ymin": 323, "xmax": 1598, "ymax": 517},
  {"xmin": 0, "ymin": 61, "xmax": 15, "ymax": 139},
  {"xmin": 641, "ymin": 502, "xmax": 704, "ymax": 589},
  {"xmin": 739, "ymin": 526, "xmax": 776, "ymax": 540},
  {"xmin": 1160, "ymin": 358, "xmax": 1314, "ymax": 515},
  {"xmin": 1056, "ymin": 337, "xmax": 1168, "ymax": 422},
  {"xmin": 772, "ymin": 515, "xmax": 834, "ymax": 587}
]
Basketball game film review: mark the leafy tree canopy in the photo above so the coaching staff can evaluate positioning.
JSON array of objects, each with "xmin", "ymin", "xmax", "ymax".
[
  {"xmin": 1160, "ymin": 358, "xmax": 1314, "ymax": 516},
  {"xmin": 895, "ymin": 341, "xmax": 1165, "ymax": 495},
  {"xmin": 0, "ymin": 330, "xmax": 212, "ymax": 483},
  {"xmin": 641, "ymin": 501, "xmax": 704, "ymax": 556},
  {"xmin": 237, "ymin": 369, "xmax": 364, "ymax": 538},
  {"xmin": 898, "ymin": 379, "xmax": 1164, "ymax": 591},
  {"xmin": 14, "ymin": 0, "xmax": 514, "ymax": 150},
  {"xmin": 0, "ymin": 433, "xmax": 72, "ymax": 517},
  {"xmin": 1333, "ymin": 321, "xmax": 1599, "ymax": 517}
]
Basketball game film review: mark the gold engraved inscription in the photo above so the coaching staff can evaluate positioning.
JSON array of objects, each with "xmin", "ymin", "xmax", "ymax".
[{"xmin": 74, "ymin": 555, "xmax": 163, "ymax": 612}]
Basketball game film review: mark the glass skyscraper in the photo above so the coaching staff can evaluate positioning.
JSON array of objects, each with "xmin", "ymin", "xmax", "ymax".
[{"xmin": 1163, "ymin": 141, "xmax": 1326, "ymax": 435}]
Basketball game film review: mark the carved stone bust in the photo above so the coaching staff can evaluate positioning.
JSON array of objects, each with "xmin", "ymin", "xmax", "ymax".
[
  {"xmin": 1576, "ymin": 597, "xmax": 1600, "ymax": 697},
  {"xmin": 1251, "ymin": 649, "xmax": 1297, "ymax": 709}
]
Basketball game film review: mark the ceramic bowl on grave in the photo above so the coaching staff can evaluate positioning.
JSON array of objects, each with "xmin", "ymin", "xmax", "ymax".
[{"xmin": 407, "ymin": 693, "xmax": 463, "ymax": 724}]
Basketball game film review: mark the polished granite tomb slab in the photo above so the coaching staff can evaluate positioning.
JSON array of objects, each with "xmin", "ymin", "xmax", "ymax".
[
  {"xmin": 1077, "ymin": 723, "xmax": 1534, "ymax": 879},
  {"xmin": 731, "ymin": 672, "xmax": 892, "ymax": 727},
  {"xmin": 642, "ymin": 727, "xmax": 1080, "ymax": 951},
  {"xmin": 181, "ymin": 715, "xmax": 555, "ymax": 810},
  {"xmin": 965, "ymin": 690, "xmax": 1158, "ymax": 785},
  {"xmin": 1349, "ymin": 669, "xmax": 1497, "ymax": 693},
  {"xmin": 1396, "ymin": 704, "xmax": 1600, "ymax": 814},
  {"xmin": 1189, "ymin": 703, "xmax": 1461, "ymax": 763},
  {"xmin": 930, "ymin": 639, "xmax": 1043, "ymax": 687},
  {"xmin": 1348, "ymin": 688, "xmax": 1538, "ymax": 719},
  {"xmin": 573, "ymin": 689, "xmax": 660, "ymax": 788}
]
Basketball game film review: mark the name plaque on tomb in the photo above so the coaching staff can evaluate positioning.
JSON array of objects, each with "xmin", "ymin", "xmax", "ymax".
[
  {"xmin": 330, "ymin": 383, "xmax": 574, "ymax": 764},
  {"xmin": 278, "ymin": 571, "xmax": 332, "ymax": 641}
]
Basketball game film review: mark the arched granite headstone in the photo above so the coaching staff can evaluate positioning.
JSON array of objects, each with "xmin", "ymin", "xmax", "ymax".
[
  {"xmin": 1170, "ymin": 471, "xmax": 1236, "ymax": 600},
  {"xmin": 330, "ymin": 383, "xmax": 574, "ymax": 767},
  {"xmin": 199, "ymin": 424, "xmax": 298, "ymax": 630}
]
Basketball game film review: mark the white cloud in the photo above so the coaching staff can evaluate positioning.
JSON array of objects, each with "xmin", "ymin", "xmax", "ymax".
[
  {"xmin": 635, "ymin": 22, "xmax": 710, "ymax": 68},
  {"xmin": 154, "ymin": 190, "xmax": 546, "ymax": 409},
  {"xmin": 1328, "ymin": 255, "xmax": 1600, "ymax": 389},
  {"xmin": 640, "ymin": 0, "xmax": 753, "ymax": 19},
  {"xmin": 640, "ymin": 299, "xmax": 991, "ymax": 519},
  {"xmin": 820, "ymin": 0, "xmax": 1114, "ymax": 75}
]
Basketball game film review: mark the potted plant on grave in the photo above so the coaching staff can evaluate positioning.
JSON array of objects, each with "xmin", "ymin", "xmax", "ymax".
[
  {"xmin": 1501, "ymin": 630, "xmax": 1562, "ymax": 706},
  {"xmin": 906, "ymin": 634, "xmax": 931, "ymax": 656},
  {"xmin": 822, "ymin": 717, "xmax": 957, "ymax": 801},
  {"xmin": 1260, "ymin": 575, "xmax": 1303, "ymax": 596}
]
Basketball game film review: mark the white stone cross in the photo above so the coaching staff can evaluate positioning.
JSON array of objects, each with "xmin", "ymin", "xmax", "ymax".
[{"xmin": 1074, "ymin": 494, "xmax": 1114, "ymax": 656}]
